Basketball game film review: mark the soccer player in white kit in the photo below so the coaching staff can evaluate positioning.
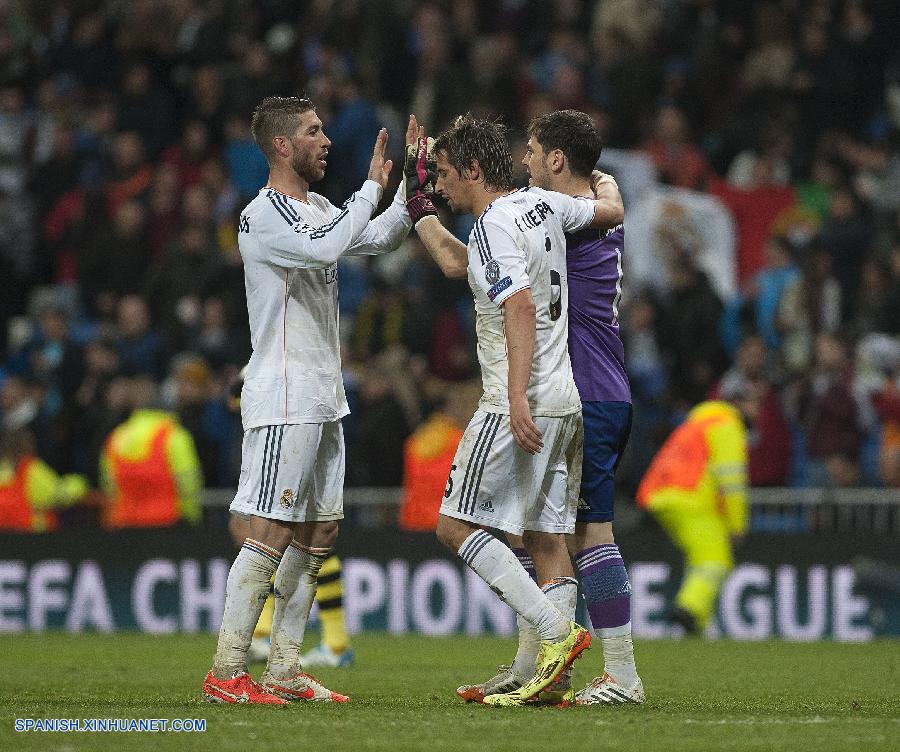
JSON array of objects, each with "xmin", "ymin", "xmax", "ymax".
[
  {"xmin": 408, "ymin": 116, "xmax": 624, "ymax": 705},
  {"xmin": 202, "ymin": 97, "xmax": 417, "ymax": 705}
]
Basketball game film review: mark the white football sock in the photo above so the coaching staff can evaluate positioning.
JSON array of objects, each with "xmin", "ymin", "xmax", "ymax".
[
  {"xmin": 266, "ymin": 541, "xmax": 330, "ymax": 678},
  {"xmin": 511, "ymin": 576, "xmax": 578, "ymax": 677},
  {"xmin": 458, "ymin": 530, "xmax": 569, "ymax": 642},
  {"xmin": 543, "ymin": 577, "xmax": 578, "ymax": 621},
  {"xmin": 212, "ymin": 538, "xmax": 282, "ymax": 679},
  {"xmin": 511, "ymin": 613, "xmax": 541, "ymax": 678},
  {"xmin": 601, "ymin": 634, "xmax": 639, "ymax": 685}
]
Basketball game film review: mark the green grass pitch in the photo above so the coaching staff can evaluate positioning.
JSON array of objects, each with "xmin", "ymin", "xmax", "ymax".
[{"xmin": 1, "ymin": 633, "xmax": 898, "ymax": 751}]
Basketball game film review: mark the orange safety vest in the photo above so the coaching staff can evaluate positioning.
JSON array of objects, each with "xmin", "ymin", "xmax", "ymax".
[
  {"xmin": 0, "ymin": 458, "xmax": 58, "ymax": 533},
  {"xmin": 636, "ymin": 414, "xmax": 724, "ymax": 506},
  {"xmin": 399, "ymin": 419, "xmax": 463, "ymax": 532},
  {"xmin": 105, "ymin": 422, "xmax": 180, "ymax": 528}
]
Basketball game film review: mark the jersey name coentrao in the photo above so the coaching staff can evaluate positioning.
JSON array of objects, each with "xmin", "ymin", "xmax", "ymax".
[
  {"xmin": 238, "ymin": 181, "xmax": 409, "ymax": 428},
  {"xmin": 465, "ymin": 187, "xmax": 595, "ymax": 417}
]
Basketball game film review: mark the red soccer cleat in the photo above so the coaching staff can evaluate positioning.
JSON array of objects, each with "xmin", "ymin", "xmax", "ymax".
[
  {"xmin": 261, "ymin": 671, "xmax": 351, "ymax": 702},
  {"xmin": 202, "ymin": 671, "xmax": 288, "ymax": 705}
]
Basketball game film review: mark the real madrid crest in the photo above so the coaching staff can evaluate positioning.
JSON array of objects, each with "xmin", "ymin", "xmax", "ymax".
[
  {"xmin": 485, "ymin": 259, "xmax": 501, "ymax": 285},
  {"xmin": 280, "ymin": 489, "xmax": 295, "ymax": 509}
]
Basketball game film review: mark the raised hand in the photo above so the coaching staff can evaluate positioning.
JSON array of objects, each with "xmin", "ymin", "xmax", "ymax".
[
  {"xmin": 367, "ymin": 128, "xmax": 393, "ymax": 189},
  {"xmin": 403, "ymin": 116, "xmax": 438, "ymax": 226},
  {"xmin": 405, "ymin": 114, "xmax": 419, "ymax": 147}
]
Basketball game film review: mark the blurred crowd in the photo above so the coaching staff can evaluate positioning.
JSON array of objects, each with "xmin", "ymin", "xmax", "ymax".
[{"xmin": 1, "ymin": 0, "xmax": 899, "ymax": 528}]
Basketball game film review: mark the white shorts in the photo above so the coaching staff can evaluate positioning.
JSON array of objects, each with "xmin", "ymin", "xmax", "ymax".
[
  {"xmin": 230, "ymin": 422, "xmax": 345, "ymax": 523},
  {"xmin": 439, "ymin": 410, "xmax": 583, "ymax": 536}
]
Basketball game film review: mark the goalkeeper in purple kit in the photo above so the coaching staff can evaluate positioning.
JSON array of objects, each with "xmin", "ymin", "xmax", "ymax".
[{"xmin": 520, "ymin": 110, "xmax": 643, "ymax": 704}]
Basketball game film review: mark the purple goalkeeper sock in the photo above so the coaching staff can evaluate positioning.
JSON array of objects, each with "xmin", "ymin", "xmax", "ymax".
[
  {"xmin": 511, "ymin": 548, "xmax": 537, "ymax": 582},
  {"xmin": 575, "ymin": 544, "xmax": 632, "ymax": 637}
]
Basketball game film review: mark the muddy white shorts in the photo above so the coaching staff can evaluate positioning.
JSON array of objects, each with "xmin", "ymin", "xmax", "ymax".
[
  {"xmin": 439, "ymin": 409, "xmax": 583, "ymax": 535},
  {"xmin": 230, "ymin": 422, "xmax": 344, "ymax": 523}
]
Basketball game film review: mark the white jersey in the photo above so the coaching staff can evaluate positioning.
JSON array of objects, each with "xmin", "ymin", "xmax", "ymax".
[
  {"xmin": 466, "ymin": 187, "xmax": 595, "ymax": 417},
  {"xmin": 238, "ymin": 180, "xmax": 411, "ymax": 428}
]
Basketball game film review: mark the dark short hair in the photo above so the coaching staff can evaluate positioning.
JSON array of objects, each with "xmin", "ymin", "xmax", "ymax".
[
  {"xmin": 250, "ymin": 96, "xmax": 315, "ymax": 161},
  {"xmin": 527, "ymin": 110, "xmax": 602, "ymax": 178},
  {"xmin": 434, "ymin": 114, "xmax": 515, "ymax": 192}
]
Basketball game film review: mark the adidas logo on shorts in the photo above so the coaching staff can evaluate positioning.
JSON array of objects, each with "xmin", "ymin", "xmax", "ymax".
[{"xmin": 478, "ymin": 499, "xmax": 495, "ymax": 514}]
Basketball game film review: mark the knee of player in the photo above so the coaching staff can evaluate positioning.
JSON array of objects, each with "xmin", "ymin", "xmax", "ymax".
[
  {"xmin": 228, "ymin": 515, "xmax": 249, "ymax": 548},
  {"xmin": 435, "ymin": 514, "xmax": 468, "ymax": 551},
  {"xmin": 521, "ymin": 529, "xmax": 562, "ymax": 555},
  {"xmin": 316, "ymin": 520, "xmax": 340, "ymax": 548}
]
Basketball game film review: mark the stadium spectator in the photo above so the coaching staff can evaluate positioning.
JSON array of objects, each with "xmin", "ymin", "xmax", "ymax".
[
  {"xmin": 79, "ymin": 200, "xmax": 151, "ymax": 313},
  {"xmin": 100, "ymin": 376, "xmax": 203, "ymax": 529},
  {"xmin": 818, "ymin": 186, "xmax": 873, "ymax": 320},
  {"xmin": 115, "ymin": 295, "xmax": 166, "ymax": 380},
  {"xmin": 729, "ymin": 236, "xmax": 801, "ymax": 353},
  {"xmin": 105, "ymin": 131, "xmax": 154, "ymax": 217},
  {"xmin": 350, "ymin": 276, "xmax": 409, "ymax": 362},
  {"xmin": 796, "ymin": 333, "xmax": 865, "ymax": 487},
  {"xmin": 72, "ymin": 338, "xmax": 125, "ymax": 481},
  {"xmin": 713, "ymin": 335, "xmax": 792, "ymax": 487},
  {"xmin": 161, "ymin": 120, "xmax": 214, "ymax": 190},
  {"xmin": 347, "ymin": 359, "xmax": 413, "ymax": 488},
  {"xmin": 144, "ymin": 223, "xmax": 224, "ymax": 344},
  {"xmin": 854, "ymin": 256, "xmax": 897, "ymax": 337},
  {"xmin": 642, "ymin": 106, "xmax": 711, "ymax": 191},
  {"xmin": 115, "ymin": 61, "xmax": 176, "ymax": 158},
  {"xmin": 186, "ymin": 296, "xmax": 245, "ymax": 371},
  {"xmin": 169, "ymin": 353, "xmax": 232, "ymax": 488},
  {"xmin": 9, "ymin": 303, "xmax": 82, "ymax": 402},
  {"xmin": 778, "ymin": 243, "xmax": 842, "ymax": 375},
  {"xmin": 658, "ymin": 252, "xmax": 725, "ymax": 409}
]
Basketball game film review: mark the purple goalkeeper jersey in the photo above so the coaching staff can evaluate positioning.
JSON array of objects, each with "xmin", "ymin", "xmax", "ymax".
[{"xmin": 566, "ymin": 223, "xmax": 631, "ymax": 403}]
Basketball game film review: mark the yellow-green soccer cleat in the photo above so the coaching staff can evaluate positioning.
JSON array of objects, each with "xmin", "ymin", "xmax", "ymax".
[
  {"xmin": 483, "ymin": 622, "xmax": 591, "ymax": 707},
  {"xmin": 535, "ymin": 666, "xmax": 574, "ymax": 707}
]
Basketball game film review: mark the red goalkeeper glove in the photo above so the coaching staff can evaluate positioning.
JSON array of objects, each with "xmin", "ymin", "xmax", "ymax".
[{"xmin": 404, "ymin": 136, "xmax": 438, "ymax": 226}]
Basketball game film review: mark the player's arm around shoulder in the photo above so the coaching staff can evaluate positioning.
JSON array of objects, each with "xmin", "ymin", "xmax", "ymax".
[
  {"xmin": 589, "ymin": 171, "xmax": 624, "ymax": 230},
  {"xmin": 535, "ymin": 185, "xmax": 620, "ymax": 234}
]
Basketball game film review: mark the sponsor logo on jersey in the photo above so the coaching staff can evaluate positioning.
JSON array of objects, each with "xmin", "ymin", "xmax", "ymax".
[
  {"xmin": 487, "ymin": 275, "xmax": 512, "ymax": 302},
  {"xmin": 280, "ymin": 489, "xmax": 295, "ymax": 509},
  {"xmin": 485, "ymin": 259, "xmax": 501, "ymax": 285}
]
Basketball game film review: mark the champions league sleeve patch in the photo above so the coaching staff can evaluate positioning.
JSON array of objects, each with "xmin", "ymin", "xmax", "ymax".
[
  {"xmin": 485, "ymin": 258, "xmax": 501, "ymax": 284},
  {"xmin": 487, "ymin": 275, "xmax": 513, "ymax": 301}
]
